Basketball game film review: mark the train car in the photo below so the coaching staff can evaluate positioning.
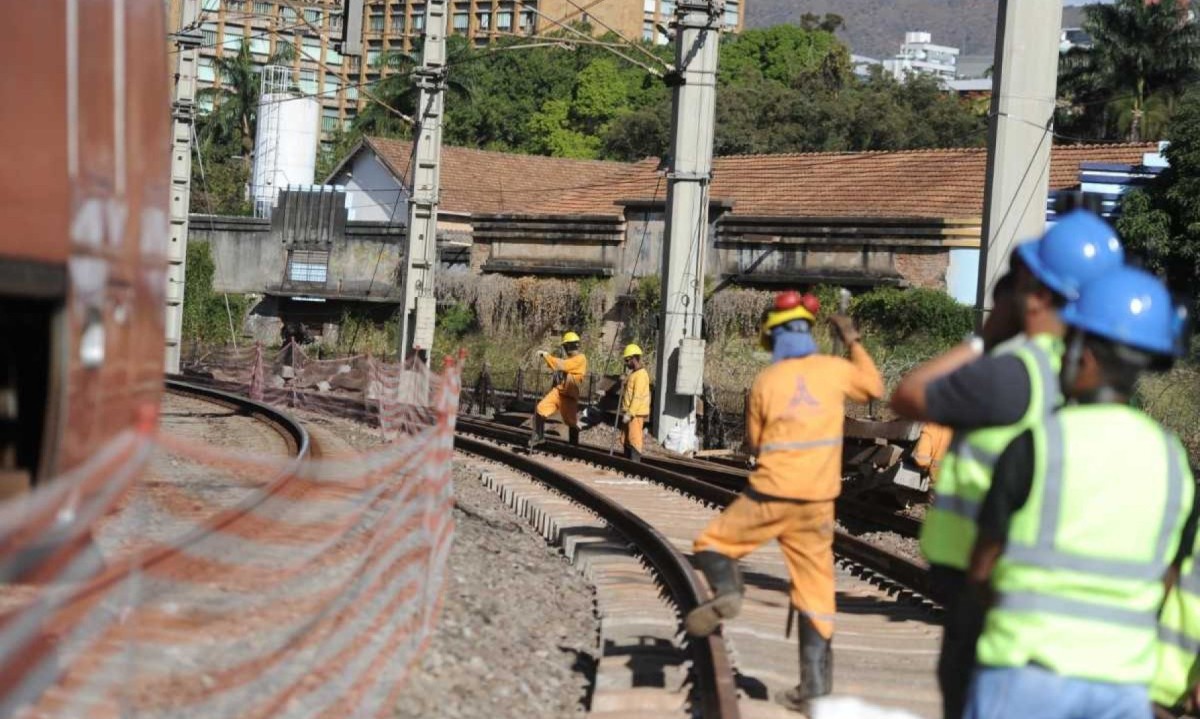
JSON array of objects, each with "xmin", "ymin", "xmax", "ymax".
[{"xmin": 0, "ymin": 1, "xmax": 171, "ymax": 495}]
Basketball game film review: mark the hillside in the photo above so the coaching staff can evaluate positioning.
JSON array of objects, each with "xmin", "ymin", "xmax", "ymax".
[{"xmin": 746, "ymin": 1, "xmax": 1071, "ymax": 59}]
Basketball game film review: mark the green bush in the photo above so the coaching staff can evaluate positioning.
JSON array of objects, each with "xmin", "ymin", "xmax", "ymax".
[
  {"xmin": 182, "ymin": 242, "xmax": 250, "ymax": 346},
  {"xmin": 851, "ymin": 287, "xmax": 973, "ymax": 346},
  {"xmin": 437, "ymin": 301, "xmax": 476, "ymax": 339}
]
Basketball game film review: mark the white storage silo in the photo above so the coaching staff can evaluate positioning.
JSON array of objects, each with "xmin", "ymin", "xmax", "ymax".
[{"xmin": 252, "ymin": 66, "xmax": 320, "ymax": 218}]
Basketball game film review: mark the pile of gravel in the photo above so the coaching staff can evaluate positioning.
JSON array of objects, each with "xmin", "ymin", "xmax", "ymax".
[{"xmin": 394, "ymin": 462, "xmax": 598, "ymax": 718}]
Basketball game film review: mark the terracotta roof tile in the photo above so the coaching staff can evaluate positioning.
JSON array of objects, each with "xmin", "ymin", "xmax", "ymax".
[
  {"xmin": 538, "ymin": 143, "xmax": 1160, "ymax": 219},
  {"xmin": 364, "ymin": 136, "xmax": 635, "ymax": 215}
]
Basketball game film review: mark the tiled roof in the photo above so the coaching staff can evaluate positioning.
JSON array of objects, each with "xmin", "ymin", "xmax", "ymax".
[
  {"xmin": 362, "ymin": 136, "xmax": 635, "ymax": 215},
  {"xmin": 538, "ymin": 143, "xmax": 1160, "ymax": 219}
]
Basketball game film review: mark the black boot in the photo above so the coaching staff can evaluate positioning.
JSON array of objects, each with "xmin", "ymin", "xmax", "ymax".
[
  {"xmin": 528, "ymin": 415, "xmax": 546, "ymax": 448},
  {"xmin": 776, "ymin": 617, "xmax": 833, "ymax": 712},
  {"xmin": 568, "ymin": 426, "xmax": 580, "ymax": 446},
  {"xmin": 684, "ymin": 551, "xmax": 743, "ymax": 636},
  {"xmin": 628, "ymin": 447, "xmax": 642, "ymax": 463}
]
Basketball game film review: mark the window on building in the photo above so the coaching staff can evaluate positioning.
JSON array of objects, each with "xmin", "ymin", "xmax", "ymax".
[
  {"xmin": 723, "ymin": 0, "xmax": 738, "ymax": 27},
  {"xmin": 477, "ymin": 11, "xmax": 490, "ymax": 30},
  {"xmin": 345, "ymin": 83, "xmax": 359, "ymax": 100},
  {"xmin": 198, "ymin": 96, "xmax": 215, "ymax": 113},
  {"xmin": 497, "ymin": 10, "xmax": 512, "ymax": 30},
  {"xmin": 302, "ymin": 35, "xmax": 321, "ymax": 59},
  {"xmin": 348, "ymin": 54, "xmax": 361, "ymax": 71},
  {"xmin": 226, "ymin": 0, "xmax": 246, "ymax": 12},
  {"xmin": 321, "ymin": 107, "xmax": 340, "ymax": 132},
  {"xmin": 661, "ymin": 0, "xmax": 676, "ymax": 17},
  {"xmin": 197, "ymin": 57, "xmax": 216, "ymax": 83},
  {"xmin": 249, "ymin": 35, "xmax": 270, "ymax": 54},
  {"xmin": 252, "ymin": 1, "xmax": 272, "ymax": 15},
  {"xmin": 452, "ymin": 12, "xmax": 468, "ymax": 31},
  {"xmin": 370, "ymin": 13, "xmax": 385, "ymax": 31},
  {"xmin": 642, "ymin": 20, "xmax": 653, "ymax": 42},
  {"xmin": 330, "ymin": 13, "xmax": 343, "ymax": 31},
  {"xmin": 367, "ymin": 49, "xmax": 382, "ymax": 67},
  {"xmin": 281, "ymin": 6, "xmax": 297, "ymax": 22},
  {"xmin": 643, "ymin": 0, "xmax": 655, "ymax": 11},
  {"xmin": 299, "ymin": 68, "xmax": 318, "ymax": 94},
  {"xmin": 519, "ymin": 10, "xmax": 534, "ymax": 32},
  {"xmin": 390, "ymin": 15, "xmax": 405, "ymax": 32},
  {"xmin": 326, "ymin": 47, "xmax": 342, "ymax": 65},
  {"xmin": 202, "ymin": 0, "xmax": 220, "ymax": 12},
  {"xmin": 222, "ymin": 24, "xmax": 245, "ymax": 50},
  {"xmin": 412, "ymin": 13, "xmax": 425, "ymax": 30},
  {"xmin": 304, "ymin": 8, "xmax": 322, "ymax": 24},
  {"xmin": 201, "ymin": 22, "xmax": 219, "ymax": 46},
  {"xmin": 287, "ymin": 250, "xmax": 329, "ymax": 284}
]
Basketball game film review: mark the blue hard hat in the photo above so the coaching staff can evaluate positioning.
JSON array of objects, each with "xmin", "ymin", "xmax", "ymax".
[
  {"xmin": 1014, "ymin": 210, "xmax": 1124, "ymax": 300},
  {"xmin": 1060, "ymin": 267, "xmax": 1186, "ymax": 357}
]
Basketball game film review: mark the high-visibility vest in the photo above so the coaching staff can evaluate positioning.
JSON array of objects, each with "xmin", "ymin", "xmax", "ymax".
[
  {"xmin": 976, "ymin": 406, "xmax": 1192, "ymax": 684},
  {"xmin": 1151, "ymin": 558, "xmax": 1200, "ymax": 708},
  {"xmin": 919, "ymin": 334, "xmax": 1063, "ymax": 570}
]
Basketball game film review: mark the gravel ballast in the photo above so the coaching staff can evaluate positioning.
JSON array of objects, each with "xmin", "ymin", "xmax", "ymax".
[{"xmin": 394, "ymin": 462, "xmax": 598, "ymax": 718}]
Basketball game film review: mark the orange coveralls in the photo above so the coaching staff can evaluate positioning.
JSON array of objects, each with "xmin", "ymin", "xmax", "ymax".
[
  {"xmin": 620, "ymin": 367, "xmax": 651, "ymax": 453},
  {"xmin": 536, "ymin": 353, "xmax": 588, "ymax": 429},
  {"xmin": 912, "ymin": 422, "xmax": 952, "ymax": 484},
  {"xmin": 694, "ymin": 344, "xmax": 884, "ymax": 638}
]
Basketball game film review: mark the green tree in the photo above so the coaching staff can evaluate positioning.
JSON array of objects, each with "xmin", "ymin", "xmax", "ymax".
[
  {"xmin": 1117, "ymin": 91, "xmax": 1200, "ymax": 308},
  {"xmin": 1059, "ymin": 0, "xmax": 1200, "ymax": 141}
]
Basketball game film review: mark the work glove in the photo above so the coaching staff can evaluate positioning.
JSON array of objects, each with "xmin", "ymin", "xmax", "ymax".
[
  {"xmin": 622, "ymin": 413, "xmax": 632, "ymax": 424},
  {"xmin": 829, "ymin": 315, "xmax": 861, "ymax": 346}
]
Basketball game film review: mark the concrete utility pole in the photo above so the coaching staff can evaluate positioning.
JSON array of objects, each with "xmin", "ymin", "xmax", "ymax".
[
  {"xmin": 165, "ymin": 0, "xmax": 202, "ymax": 373},
  {"xmin": 975, "ymin": 0, "xmax": 1062, "ymax": 317},
  {"xmin": 398, "ymin": 0, "xmax": 448, "ymax": 362},
  {"xmin": 652, "ymin": 0, "xmax": 723, "ymax": 445}
]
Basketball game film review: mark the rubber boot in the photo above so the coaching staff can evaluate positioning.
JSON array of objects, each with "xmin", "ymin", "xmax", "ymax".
[
  {"xmin": 568, "ymin": 426, "xmax": 580, "ymax": 446},
  {"xmin": 528, "ymin": 414, "xmax": 546, "ymax": 448},
  {"xmin": 684, "ymin": 551, "xmax": 743, "ymax": 637},
  {"xmin": 628, "ymin": 447, "xmax": 642, "ymax": 463},
  {"xmin": 776, "ymin": 617, "xmax": 833, "ymax": 713}
]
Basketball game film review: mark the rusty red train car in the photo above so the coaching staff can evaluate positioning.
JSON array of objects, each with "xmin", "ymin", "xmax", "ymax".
[{"xmin": 0, "ymin": 0, "xmax": 171, "ymax": 494}]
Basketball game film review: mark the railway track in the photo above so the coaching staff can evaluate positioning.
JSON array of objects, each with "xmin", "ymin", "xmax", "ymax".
[{"xmin": 454, "ymin": 416, "xmax": 941, "ymax": 718}]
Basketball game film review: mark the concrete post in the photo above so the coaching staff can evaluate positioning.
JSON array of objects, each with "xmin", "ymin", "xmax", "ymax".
[
  {"xmin": 165, "ymin": 0, "xmax": 201, "ymax": 373},
  {"xmin": 976, "ymin": 0, "xmax": 1063, "ymax": 316},
  {"xmin": 652, "ymin": 0, "xmax": 723, "ymax": 445},
  {"xmin": 398, "ymin": 0, "xmax": 448, "ymax": 361}
]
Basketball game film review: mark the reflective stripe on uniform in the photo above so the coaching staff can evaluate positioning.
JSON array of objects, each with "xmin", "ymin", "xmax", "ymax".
[
  {"xmin": 1158, "ymin": 623, "xmax": 1200, "ymax": 656},
  {"xmin": 760, "ymin": 437, "xmax": 842, "ymax": 453},
  {"xmin": 932, "ymin": 492, "xmax": 981, "ymax": 520},
  {"xmin": 1004, "ymin": 416, "xmax": 1183, "ymax": 581},
  {"xmin": 996, "ymin": 590, "xmax": 1158, "ymax": 629}
]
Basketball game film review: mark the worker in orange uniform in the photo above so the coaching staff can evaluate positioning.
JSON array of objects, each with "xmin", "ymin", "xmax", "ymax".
[
  {"xmin": 685, "ymin": 291, "xmax": 885, "ymax": 713},
  {"xmin": 619, "ymin": 344, "xmax": 651, "ymax": 462},
  {"xmin": 529, "ymin": 332, "xmax": 588, "ymax": 447},
  {"xmin": 913, "ymin": 422, "xmax": 952, "ymax": 485}
]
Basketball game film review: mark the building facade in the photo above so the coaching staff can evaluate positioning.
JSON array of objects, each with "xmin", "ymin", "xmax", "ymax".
[
  {"xmin": 883, "ymin": 31, "xmax": 959, "ymax": 82},
  {"xmin": 178, "ymin": 0, "xmax": 745, "ymax": 148}
]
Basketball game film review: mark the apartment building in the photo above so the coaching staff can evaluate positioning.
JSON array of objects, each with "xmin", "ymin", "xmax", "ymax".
[{"xmin": 181, "ymin": 0, "xmax": 745, "ymax": 146}]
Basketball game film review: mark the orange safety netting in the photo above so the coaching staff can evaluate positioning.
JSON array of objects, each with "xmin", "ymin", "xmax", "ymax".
[{"xmin": 0, "ymin": 350, "xmax": 463, "ymax": 718}]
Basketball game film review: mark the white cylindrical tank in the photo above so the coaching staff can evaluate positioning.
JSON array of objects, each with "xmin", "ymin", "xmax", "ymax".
[{"xmin": 251, "ymin": 90, "xmax": 320, "ymax": 217}]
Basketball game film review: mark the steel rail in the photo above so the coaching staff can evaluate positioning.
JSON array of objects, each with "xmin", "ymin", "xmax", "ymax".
[
  {"xmin": 455, "ymin": 416, "xmax": 933, "ymax": 599},
  {"xmin": 454, "ymin": 433, "xmax": 741, "ymax": 719}
]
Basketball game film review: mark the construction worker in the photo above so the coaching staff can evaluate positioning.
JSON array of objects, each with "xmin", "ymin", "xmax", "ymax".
[
  {"xmin": 890, "ymin": 210, "xmax": 1125, "ymax": 719},
  {"xmin": 963, "ymin": 267, "xmax": 1193, "ymax": 718},
  {"xmin": 619, "ymin": 344, "xmax": 651, "ymax": 462},
  {"xmin": 529, "ymin": 331, "xmax": 588, "ymax": 447},
  {"xmin": 685, "ymin": 291, "xmax": 884, "ymax": 713},
  {"xmin": 912, "ymin": 421, "xmax": 952, "ymax": 485}
]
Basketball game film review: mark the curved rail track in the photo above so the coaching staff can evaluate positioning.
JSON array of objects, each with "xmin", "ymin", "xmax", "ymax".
[{"xmin": 454, "ymin": 416, "xmax": 941, "ymax": 718}]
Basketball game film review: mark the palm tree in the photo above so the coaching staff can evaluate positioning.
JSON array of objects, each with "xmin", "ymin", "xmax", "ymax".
[
  {"xmin": 197, "ymin": 39, "xmax": 296, "ymax": 163},
  {"xmin": 354, "ymin": 50, "xmax": 471, "ymax": 138},
  {"xmin": 1060, "ymin": 0, "xmax": 1200, "ymax": 141}
]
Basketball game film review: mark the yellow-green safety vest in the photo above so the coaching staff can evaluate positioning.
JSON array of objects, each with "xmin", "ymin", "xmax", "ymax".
[
  {"xmin": 976, "ymin": 405, "xmax": 1192, "ymax": 684},
  {"xmin": 919, "ymin": 333, "xmax": 1063, "ymax": 570},
  {"xmin": 1151, "ymin": 557, "xmax": 1200, "ymax": 708}
]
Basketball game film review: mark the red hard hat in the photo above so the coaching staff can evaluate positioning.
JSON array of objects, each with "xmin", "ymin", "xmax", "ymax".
[
  {"xmin": 774, "ymin": 290, "xmax": 803, "ymax": 311},
  {"xmin": 800, "ymin": 293, "xmax": 821, "ymax": 315}
]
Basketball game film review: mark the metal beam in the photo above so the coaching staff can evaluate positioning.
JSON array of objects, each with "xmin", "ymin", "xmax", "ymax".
[
  {"xmin": 398, "ymin": 0, "xmax": 448, "ymax": 362},
  {"xmin": 165, "ymin": 0, "xmax": 201, "ymax": 373},
  {"xmin": 976, "ymin": 0, "xmax": 1062, "ymax": 316},
  {"xmin": 652, "ymin": 0, "xmax": 723, "ymax": 446}
]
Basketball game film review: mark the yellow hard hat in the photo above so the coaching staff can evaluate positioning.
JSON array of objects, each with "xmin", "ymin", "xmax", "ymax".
[
  {"xmin": 622, "ymin": 343, "xmax": 643, "ymax": 359},
  {"xmin": 561, "ymin": 331, "xmax": 581, "ymax": 344}
]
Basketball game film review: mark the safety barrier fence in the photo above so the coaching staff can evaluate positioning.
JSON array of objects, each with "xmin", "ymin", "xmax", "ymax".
[{"xmin": 0, "ymin": 347, "xmax": 463, "ymax": 718}]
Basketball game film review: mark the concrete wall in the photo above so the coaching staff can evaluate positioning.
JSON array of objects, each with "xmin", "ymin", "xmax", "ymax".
[{"xmin": 188, "ymin": 214, "xmax": 406, "ymax": 300}]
